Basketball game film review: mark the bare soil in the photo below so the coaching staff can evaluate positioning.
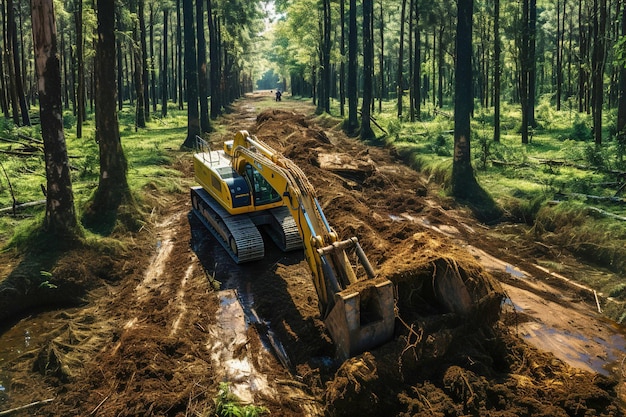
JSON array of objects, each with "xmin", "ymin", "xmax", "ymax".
[{"xmin": 0, "ymin": 92, "xmax": 624, "ymax": 416}]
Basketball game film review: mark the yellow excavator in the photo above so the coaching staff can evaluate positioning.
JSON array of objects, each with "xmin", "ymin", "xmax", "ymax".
[{"xmin": 191, "ymin": 130, "xmax": 395, "ymax": 359}]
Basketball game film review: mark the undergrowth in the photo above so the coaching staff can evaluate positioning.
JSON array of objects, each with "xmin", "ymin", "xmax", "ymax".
[{"xmin": 211, "ymin": 382, "xmax": 269, "ymax": 417}]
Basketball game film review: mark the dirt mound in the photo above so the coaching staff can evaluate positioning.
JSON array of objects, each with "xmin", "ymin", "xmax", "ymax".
[{"xmin": 249, "ymin": 109, "xmax": 621, "ymax": 416}]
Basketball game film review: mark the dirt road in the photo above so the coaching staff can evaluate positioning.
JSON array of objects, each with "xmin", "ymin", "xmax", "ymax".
[{"xmin": 0, "ymin": 92, "xmax": 624, "ymax": 416}]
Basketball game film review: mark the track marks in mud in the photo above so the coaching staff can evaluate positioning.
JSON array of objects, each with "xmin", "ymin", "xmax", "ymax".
[{"xmin": 170, "ymin": 264, "xmax": 193, "ymax": 337}]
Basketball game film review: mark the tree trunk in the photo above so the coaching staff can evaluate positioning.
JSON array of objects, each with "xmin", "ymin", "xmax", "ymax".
[
  {"xmin": 116, "ymin": 9, "xmax": 124, "ymax": 109},
  {"xmin": 618, "ymin": 0, "xmax": 626, "ymax": 152},
  {"xmin": 147, "ymin": 5, "xmax": 156, "ymax": 114},
  {"xmin": 31, "ymin": 0, "xmax": 78, "ymax": 236},
  {"xmin": 520, "ymin": 0, "xmax": 529, "ymax": 144},
  {"xmin": 196, "ymin": 0, "xmax": 210, "ymax": 133},
  {"xmin": 493, "ymin": 0, "xmax": 501, "ymax": 142},
  {"xmin": 377, "ymin": 0, "xmax": 384, "ymax": 113},
  {"xmin": 591, "ymin": 0, "xmax": 607, "ymax": 145},
  {"xmin": 321, "ymin": 0, "xmax": 331, "ymax": 113},
  {"xmin": 578, "ymin": 1, "xmax": 590, "ymax": 113},
  {"xmin": 139, "ymin": 0, "xmax": 150, "ymax": 120},
  {"xmin": 176, "ymin": 0, "xmax": 184, "ymax": 110},
  {"xmin": 182, "ymin": 0, "xmax": 199, "ymax": 148},
  {"xmin": 397, "ymin": 0, "xmax": 407, "ymax": 118},
  {"xmin": 207, "ymin": 0, "xmax": 220, "ymax": 118},
  {"xmin": 346, "ymin": 0, "xmax": 359, "ymax": 134},
  {"xmin": 437, "ymin": 25, "xmax": 444, "ymax": 108},
  {"xmin": 360, "ymin": 0, "xmax": 374, "ymax": 140},
  {"xmin": 92, "ymin": 0, "xmax": 130, "ymax": 214},
  {"xmin": 161, "ymin": 7, "xmax": 169, "ymax": 117},
  {"xmin": 452, "ymin": 0, "xmax": 477, "ymax": 198},
  {"xmin": 411, "ymin": 0, "xmax": 421, "ymax": 121},
  {"xmin": 74, "ymin": 0, "xmax": 84, "ymax": 137},
  {"xmin": 528, "ymin": 0, "xmax": 537, "ymax": 127},
  {"xmin": 8, "ymin": 0, "xmax": 30, "ymax": 126},
  {"xmin": 555, "ymin": 0, "xmax": 564, "ymax": 111},
  {"xmin": 131, "ymin": 0, "xmax": 146, "ymax": 129},
  {"xmin": 340, "ymin": 0, "xmax": 346, "ymax": 117},
  {"xmin": 13, "ymin": 3, "xmax": 30, "ymax": 126}
]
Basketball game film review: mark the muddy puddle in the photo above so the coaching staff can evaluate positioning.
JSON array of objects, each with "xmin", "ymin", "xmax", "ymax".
[
  {"xmin": 189, "ymin": 212, "xmax": 296, "ymax": 363},
  {"xmin": 0, "ymin": 308, "xmax": 77, "ymax": 407}
]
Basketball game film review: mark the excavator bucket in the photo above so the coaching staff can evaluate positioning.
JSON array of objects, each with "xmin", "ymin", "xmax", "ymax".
[{"xmin": 324, "ymin": 278, "xmax": 395, "ymax": 360}]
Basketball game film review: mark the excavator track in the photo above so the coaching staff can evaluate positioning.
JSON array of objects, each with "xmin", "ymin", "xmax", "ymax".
[
  {"xmin": 191, "ymin": 186, "xmax": 264, "ymax": 263},
  {"xmin": 267, "ymin": 206, "xmax": 303, "ymax": 252}
]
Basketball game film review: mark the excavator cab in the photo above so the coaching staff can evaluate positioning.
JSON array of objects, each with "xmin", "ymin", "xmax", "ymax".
[{"xmin": 244, "ymin": 163, "xmax": 282, "ymax": 207}]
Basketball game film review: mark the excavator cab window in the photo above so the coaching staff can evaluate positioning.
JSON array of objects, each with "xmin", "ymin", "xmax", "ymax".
[{"xmin": 244, "ymin": 163, "xmax": 281, "ymax": 207}]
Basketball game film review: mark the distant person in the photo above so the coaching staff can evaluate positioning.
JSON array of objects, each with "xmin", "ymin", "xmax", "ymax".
[{"xmin": 275, "ymin": 90, "xmax": 282, "ymax": 102}]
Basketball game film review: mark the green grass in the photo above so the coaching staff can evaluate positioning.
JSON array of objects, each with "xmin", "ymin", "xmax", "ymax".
[{"xmin": 0, "ymin": 102, "xmax": 191, "ymax": 247}]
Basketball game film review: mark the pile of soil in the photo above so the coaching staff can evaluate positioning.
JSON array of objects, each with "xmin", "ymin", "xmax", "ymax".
[{"xmin": 0, "ymin": 97, "xmax": 622, "ymax": 416}]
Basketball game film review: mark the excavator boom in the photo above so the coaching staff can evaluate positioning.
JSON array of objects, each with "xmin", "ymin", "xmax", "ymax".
[{"xmin": 192, "ymin": 131, "xmax": 395, "ymax": 359}]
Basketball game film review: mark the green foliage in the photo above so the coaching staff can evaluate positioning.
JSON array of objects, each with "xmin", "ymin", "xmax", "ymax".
[
  {"xmin": 430, "ymin": 133, "xmax": 451, "ymax": 156},
  {"xmin": 533, "ymin": 201, "xmax": 626, "ymax": 275},
  {"xmin": 568, "ymin": 117, "xmax": 592, "ymax": 142},
  {"xmin": 609, "ymin": 283, "xmax": 626, "ymax": 299},
  {"xmin": 213, "ymin": 382, "xmax": 269, "ymax": 417},
  {"xmin": 63, "ymin": 112, "xmax": 76, "ymax": 130}
]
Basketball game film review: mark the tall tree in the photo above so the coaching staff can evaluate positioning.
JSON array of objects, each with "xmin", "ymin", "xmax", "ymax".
[
  {"xmin": 7, "ymin": 0, "xmax": 30, "ymax": 126},
  {"xmin": 519, "ymin": 0, "xmax": 530, "ymax": 144},
  {"xmin": 131, "ymin": 0, "xmax": 146, "ymax": 129},
  {"xmin": 591, "ymin": 0, "xmax": 607, "ymax": 144},
  {"xmin": 92, "ymin": 0, "xmax": 131, "ymax": 214},
  {"xmin": 618, "ymin": 1, "xmax": 626, "ymax": 152},
  {"xmin": 527, "ymin": 0, "xmax": 536, "ymax": 127},
  {"xmin": 555, "ymin": 0, "xmax": 565, "ymax": 111},
  {"xmin": 196, "ymin": 0, "xmax": 210, "ymax": 132},
  {"xmin": 74, "ymin": 0, "xmax": 85, "ymax": 137},
  {"xmin": 31, "ymin": 0, "xmax": 78, "ymax": 236},
  {"xmin": 397, "ymin": 0, "xmax": 407, "ymax": 118},
  {"xmin": 493, "ymin": 0, "xmax": 501, "ymax": 142},
  {"xmin": 451, "ymin": 0, "xmax": 477, "ymax": 198},
  {"xmin": 139, "ymin": 0, "xmax": 150, "ymax": 120},
  {"xmin": 346, "ymin": 0, "xmax": 359, "ymax": 134},
  {"xmin": 411, "ymin": 0, "xmax": 421, "ymax": 121},
  {"xmin": 339, "ymin": 0, "xmax": 346, "ymax": 117},
  {"xmin": 161, "ymin": 4, "xmax": 169, "ymax": 117},
  {"xmin": 207, "ymin": 0, "xmax": 220, "ymax": 118},
  {"xmin": 176, "ymin": 0, "xmax": 184, "ymax": 110},
  {"xmin": 318, "ymin": 0, "xmax": 331, "ymax": 113},
  {"xmin": 182, "ymin": 0, "xmax": 199, "ymax": 148},
  {"xmin": 148, "ymin": 2, "xmax": 157, "ymax": 113},
  {"xmin": 360, "ymin": 0, "xmax": 374, "ymax": 140}
]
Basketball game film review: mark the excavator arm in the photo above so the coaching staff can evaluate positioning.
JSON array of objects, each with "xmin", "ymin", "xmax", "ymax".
[{"xmin": 229, "ymin": 131, "xmax": 395, "ymax": 358}]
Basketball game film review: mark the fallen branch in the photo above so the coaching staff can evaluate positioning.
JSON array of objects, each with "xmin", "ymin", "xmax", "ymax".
[
  {"xmin": 490, "ymin": 159, "xmax": 531, "ymax": 168},
  {"xmin": 594, "ymin": 290, "xmax": 602, "ymax": 314},
  {"xmin": 0, "ymin": 200, "xmax": 46, "ymax": 214},
  {"xmin": 586, "ymin": 206, "xmax": 626, "ymax": 222},
  {"xmin": 369, "ymin": 115, "xmax": 388, "ymax": 135},
  {"xmin": 0, "ymin": 136, "xmax": 25, "ymax": 145},
  {"xmin": 0, "ymin": 398, "xmax": 54, "ymax": 416},
  {"xmin": 0, "ymin": 149, "xmax": 40, "ymax": 157},
  {"xmin": 571, "ymin": 193, "xmax": 626, "ymax": 204},
  {"xmin": 17, "ymin": 133, "xmax": 43, "ymax": 145},
  {"xmin": 0, "ymin": 159, "xmax": 17, "ymax": 214},
  {"xmin": 90, "ymin": 395, "xmax": 110, "ymax": 415}
]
